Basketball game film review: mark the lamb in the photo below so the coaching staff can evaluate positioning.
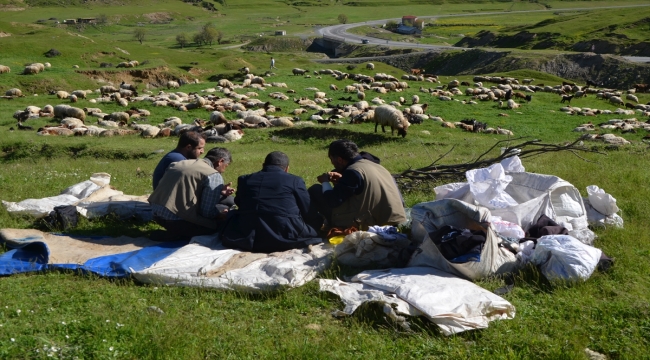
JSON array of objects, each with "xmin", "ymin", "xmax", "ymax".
[
  {"xmin": 5, "ymin": 88, "xmax": 23, "ymax": 97},
  {"xmin": 0, "ymin": 65, "xmax": 10, "ymax": 74},
  {"xmin": 373, "ymin": 105, "xmax": 410, "ymax": 138},
  {"xmin": 412, "ymin": 95, "xmax": 419, "ymax": 105},
  {"xmin": 292, "ymin": 68, "xmax": 309, "ymax": 76},
  {"xmin": 561, "ymin": 95, "xmax": 574, "ymax": 104},
  {"xmin": 409, "ymin": 104, "xmax": 428, "ymax": 114}
]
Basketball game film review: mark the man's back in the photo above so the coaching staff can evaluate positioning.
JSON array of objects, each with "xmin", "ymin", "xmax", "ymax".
[{"xmin": 221, "ymin": 165, "xmax": 321, "ymax": 253}]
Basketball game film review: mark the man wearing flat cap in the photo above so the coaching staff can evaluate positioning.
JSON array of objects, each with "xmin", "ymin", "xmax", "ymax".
[{"xmin": 220, "ymin": 151, "xmax": 322, "ymax": 253}]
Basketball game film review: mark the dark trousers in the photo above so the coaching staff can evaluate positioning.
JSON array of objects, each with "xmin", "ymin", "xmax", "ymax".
[
  {"xmin": 153, "ymin": 216, "xmax": 216, "ymax": 241},
  {"xmin": 306, "ymin": 184, "xmax": 332, "ymax": 230}
]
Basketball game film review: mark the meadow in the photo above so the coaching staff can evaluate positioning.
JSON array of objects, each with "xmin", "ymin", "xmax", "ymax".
[{"xmin": 1, "ymin": 0, "xmax": 650, "ymax": 358}]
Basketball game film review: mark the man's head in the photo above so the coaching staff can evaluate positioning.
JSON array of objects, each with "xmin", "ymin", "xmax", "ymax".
[
  {"xmin": 328, "ymin": 139, "xmax": 359, "ymax": 172},
  {"xmin": 205, "ymin": 147, "xmax": 232, "ymax": 173},
  {"xmin": 263, "ymin": 151, "xmax": 289, "ymax": 172},
  {"xmin": 177, "ymin": 131, "xmax": 205, "ymax": 159}
]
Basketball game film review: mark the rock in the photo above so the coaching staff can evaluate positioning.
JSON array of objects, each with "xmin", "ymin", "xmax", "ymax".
[
  {"xmin": 147, "ymin": 306, "xmax": 164, "ymax": 315},
  {"xmin": 585, "ymin": 348, "xmax": 607, "ymax": 360}
]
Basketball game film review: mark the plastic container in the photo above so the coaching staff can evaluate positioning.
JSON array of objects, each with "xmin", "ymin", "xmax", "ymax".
[{"xmin": 328, "ymin": 235, "xmax": 345, "ymax": 245}]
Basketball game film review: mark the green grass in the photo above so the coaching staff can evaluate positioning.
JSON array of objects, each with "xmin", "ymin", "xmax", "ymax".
[{"xmin": 1, "ymin": 0, "xmax": 650, "ymax": 358}]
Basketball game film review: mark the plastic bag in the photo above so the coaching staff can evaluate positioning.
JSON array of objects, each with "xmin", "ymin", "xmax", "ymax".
[
  {"xmin": 587, "ymin": 185, "xmax": 619, "ymax": 216},
  {"xmin": 490, "ymin": 218, "xmax": 525, "ymax": 239},
  {"xmin": 466, "ymin": 163, "xmax": 518, "ymax": 209},
  {"xmin": 500, "ymin": 155, "xmax": 525, "ymax": 173},
  {"xmin": 530, "ymin": 235, "xmax": 602, "ymax": 283}
]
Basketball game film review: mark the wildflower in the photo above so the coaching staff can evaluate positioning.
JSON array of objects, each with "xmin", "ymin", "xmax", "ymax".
[
  {"xmin": 103, "ymin": 339, "xmax": 107, "ymax": 342},
  {"xmin": 106, "ymin": 320, "xmax": 110, "ymax": 323},
  {"xmin": 16, "ymin": 309, "xmax": 21, "ymax": 314},
  {"xmin": 61, "ymin": 321, "xmax": 66, "ymax": 325},
  {"xmin": 65, "ymin": 335, "xmax": 69, "ymax": 339},
  {"xmin": 109, "ymin": 347, "xmax": 114, "ymax": 351},
  {"xmin": 10, "ymin": 338, "xmax": 15, "ymax": 342}
]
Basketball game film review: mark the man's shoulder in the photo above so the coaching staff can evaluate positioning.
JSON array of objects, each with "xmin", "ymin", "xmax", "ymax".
[{"xmin": 163, "ymin": 150, "xmax": 186, "ymax": 161}]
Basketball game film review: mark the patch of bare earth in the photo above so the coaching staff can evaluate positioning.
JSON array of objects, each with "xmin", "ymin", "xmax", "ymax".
[
  {"xmin": 142, "ymin": 12, "xmax": 173, "ymax": 24},
  {"xmin": 0, "ymin": 32, "xmax": 11, "ymax": 37}
]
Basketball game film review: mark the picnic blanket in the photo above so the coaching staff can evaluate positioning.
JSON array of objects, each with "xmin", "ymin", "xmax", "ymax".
[{"xmin": 0, "ymin": 229, "xmax": 333, "ymax": 292}]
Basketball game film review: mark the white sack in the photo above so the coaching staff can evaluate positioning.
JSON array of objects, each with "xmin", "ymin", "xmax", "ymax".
[
  {"xmin": 2, "ymin": 194, "xmax": 81, "ymax": 218},
  {"xmin": 586, "ymin": 185, "xmax": 619, "ymax": 216},
  {"xmin": 583, "ymin": 198, "xmax": 623, "ymax": 228},
  {"xmin": 61, "ymin": 180, "xmax": 102, "ymax": 200},
  {"xmin": 466, "ymin": 163, "xmax": 518, "ymax": 209},
  {"xmin": 530, "ymin": 235, "xmax": 602, "ymax": 282},
  {"xmin": 490, "ymin": 217, "xmax": 525, "ymax": 239},
  {"xmin": 500, "ymin": 155, "xmax": 525, "ymax": 173},
  {"xmin": 409, "ymin": 199, "xmax": 519, "ymax": 280},
  {"xmin": 321, "ymin": 267, "xmax": 516, "ymax": 335}
]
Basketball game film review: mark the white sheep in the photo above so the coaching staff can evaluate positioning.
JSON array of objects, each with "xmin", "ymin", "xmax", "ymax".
[
  {"xmin": 373, "ymin": 105, "xmax": 410, "ymax": 137},
  {"xmin": 56, "ymin": 91, "xmax": 70, "ymax": 99},
  {"xmin": 161, "ymin": 117, "xmax": 182, "ymax": 128},
  {"xmin": 0, "ymin": 65, "xmax": 10, "ymax": 74},
  {"xmin": 60, "ymin": 117, "xmax": 85, "ymax": 128},
  {"xmin": 103, "ymin": 112, "xmax": 129, "ymax": 122},
  {"xmin": 507, "ymin": 99, "xmax": 520, "ymax": 109},
  {"xmin": 366, "ymin": 63, "xmax": 375, "ymax": 70},
  {"xmin": 269, "ymin": 118, "xmax": 294, "ymax": 127},
  {"xmin": 5, "ymin": 88, "xmax": 23, "ymax": 97},
  {"xmin": 223, "ymin": 129, "xmax": 244, "ymax": 142},
  {"xmin": 167, "ymin": 81, "xmax": 180, "ymax": 89},
  {"xmin": 626, "ymin": 93, "xmax": 639, "ymax": 103},
  {"xmin": 411, "ymin": 95, "xmax": 419, "ymax": 104}
]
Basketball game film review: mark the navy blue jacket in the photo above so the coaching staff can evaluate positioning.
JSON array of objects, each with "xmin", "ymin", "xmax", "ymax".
[{"xmin": 221, "ymin": 165, "xmax": 322, "ymax": 253}]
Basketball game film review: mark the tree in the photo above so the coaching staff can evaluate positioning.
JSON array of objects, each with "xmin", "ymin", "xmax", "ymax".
[
  {"xmin": 134, "ymin": 28, "xmax": 146, "ymax": 44},
  {"xmin": 96, "ymin": 14, "xmax": 108, "ymax": 25},
  {"xmin": 193, "ymin": 32, "xmax": 205, "ymax": 46},
  {"xmin": 217, "ymin": 30, "xmax": 224, "ymax": 45},
  {"xmin": 337, "ymin": 14, "xmax": 348, "ymax": 24},
  {"xmin": 200, "ymin": 22, "xmax": 218, "ymax": 46},
  {"xmin": 176, "ymin": 32, "xmax": 189, "ymax": 48}
]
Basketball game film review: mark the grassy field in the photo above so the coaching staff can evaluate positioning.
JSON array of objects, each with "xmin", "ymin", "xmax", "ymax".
[{"xmin": 1, "ymin": 0, "xmax": 650, "ymax": 358}]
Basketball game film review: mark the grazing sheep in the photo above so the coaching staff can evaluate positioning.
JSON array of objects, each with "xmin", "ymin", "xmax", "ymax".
[
  {"xmin": 23, "ymin": 63, "xmax": 43, "ymax": 75},
  {"xmin": 373, "ymin": 105, "xmax": 410, "ymax": 138},
  {"xmin": 69, "ymin": 94, "xmax": 78, "ymax": 103},
  {"xmin": 103, "ymin": 111, "xmax": 130, "ymax": 122},
  {"xmin": 626, "ymin": 93, "xmax": 639, "ymax": 103},
  {"xmin": 366, "ymin": 63, "xmax": 375, "ymax": 70},
  {"xmin": 209, "ymin": 111, "xmax": 228, "ymax": 125},
  {"xmin": 357, "ymin": 90, "xmax": 366, "ymax": 101},
  {"xmin": 0, "ymin": 65, "xmax": 10, "ymax": 74},
  {"xmin": 507, "ymin": 99, "xmax": 520, "ymax": 109},
  {"xmin": 329, "ymin": 84, "xmax": 338, "ymax": 91},
  {"xmin": 218, "ymin": 79, "xmax": 234, "ymax": 88},
  {"xmin": 269, "ymin": 118, "xmax": 294, "ymax": 127},
  {"xmin": 412, "ymin": 95, "xmax": 419, "ymax": 104},
  {"xmin": 5, "ymin": 88, "xmax": 23, "ymax": 97},
  {"xmin": 609, "ymin": 96, "xmax": 624, "ymax": 105},
  {"xmin": 55, "ymin": 91, "xmax": 70, "ymax": 99},
  {"xmin": 117, "ymin": 98, "xmax": 128, "ymax": 107},
  {"xmin": 167, "ymin": 81, "xmax": 180, "ymax": 89},
  {"xmin": 561, "ymin": 95, "xmax": 574, "ymax": 104},
  {"xmin": 292, "ymin": 68, "xmax": 308, "ymax": 76},
  {"xmin": 141, "ymin": 126, "xmax": 161, "ymax": 138},
  {"xmin": 71, "ymin": 90, "xmax": 87, "ymax": 99},
  {"xmin": 100, "ymin": 85, "xmax": 118, "ymax": 95},
  {"xmin": 314, "ymin": 91, "xmax": 326, "ymax": 99}
]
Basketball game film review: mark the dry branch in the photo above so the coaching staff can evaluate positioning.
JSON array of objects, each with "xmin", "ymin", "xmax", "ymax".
[{"xmin": 394, "ymin": 137, "xmax": 605, "ymax": 189}]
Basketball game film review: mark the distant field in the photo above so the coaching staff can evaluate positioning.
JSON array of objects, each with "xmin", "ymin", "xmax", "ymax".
[{"xmin": 1, "ymin": 1, "xmax": 650, "ymax": 359}]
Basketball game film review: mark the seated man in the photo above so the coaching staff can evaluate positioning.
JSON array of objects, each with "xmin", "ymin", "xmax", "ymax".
[
  {"xmin": 308, "ymin": 139, "xmax": 407, "ymax": 230},
  {"xmin": 152, "ymin": 131, "xmax": 205, "ymax": 190},
  {"xmin": 221, "ymin": 151, "xmax": 322, "ymax": 253},
  {"xmin": 149, "ymin": 148, "xmax": 234, "ymax": 241}
]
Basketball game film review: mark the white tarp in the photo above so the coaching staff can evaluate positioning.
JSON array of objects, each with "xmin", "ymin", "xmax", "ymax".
[
  {"xmin": 530, "ymin": 235, "xmax": 602, "ymax": 283},
  {"xmin": 434, "ymin": 156, "xmax": 595, "ymax": 245},
  {"xmin": 409, "ymin": 199, "xmax": 519, "ymax": 280},
  {"xmin": 320, "ymin": 267, "xmax": 515, "ymax": 335},
  {"xmin": 134, "ymin": 234, "xmax": 333, "ymax": 292}
]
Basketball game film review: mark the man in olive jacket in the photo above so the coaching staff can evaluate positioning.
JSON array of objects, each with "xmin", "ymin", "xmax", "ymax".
[
  {"xmin": 221, "ymin": 152, "xmax": 322, "ymax": 253},
  {"xmin": 308, "ymin": 139, "xmax": 407, "ymax": 230},
  {"xmin": 149, "ymin": 148, "xmax": 234, "ymax": 241}
]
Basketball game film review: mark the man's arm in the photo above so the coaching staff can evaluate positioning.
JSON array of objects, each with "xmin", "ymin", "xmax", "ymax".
[
  {"xmin": 200, "ymin": 172, "xmax": 224, "ymax": 218},
  {"xmin": 321, "ymin": 169, "xmax": 363, "ymax": 208},
  {"xmin": 293, "ymin": 177, "xmax": 312, "ymax": 215}
]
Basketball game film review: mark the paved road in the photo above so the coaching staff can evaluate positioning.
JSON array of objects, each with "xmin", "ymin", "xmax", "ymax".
[{"xmin": 316, "ymin": 4, "xmax": 650, "ymax": 63}]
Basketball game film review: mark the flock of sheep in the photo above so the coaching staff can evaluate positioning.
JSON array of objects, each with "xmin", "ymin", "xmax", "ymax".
[{"xmin": 3, "ymin": 61, "xmax": 649, "ymax": 146}]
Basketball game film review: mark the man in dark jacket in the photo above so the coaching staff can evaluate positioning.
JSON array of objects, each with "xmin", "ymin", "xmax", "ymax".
[{"xmin": 221, "ymin": 151, "xmax": 322, "ymax": 253}]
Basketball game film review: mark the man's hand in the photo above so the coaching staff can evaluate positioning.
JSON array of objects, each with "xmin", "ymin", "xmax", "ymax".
[
  {"xmin": 221, "ymin": 182, "xmax": 235, "ymax": 196},
  {"xmin": 328, "ymin": 172, "xmax": 342, "ymax": 184},
  {"xmin": 317, "ymin": 173, "xmax": 330, "ymax": 183}
]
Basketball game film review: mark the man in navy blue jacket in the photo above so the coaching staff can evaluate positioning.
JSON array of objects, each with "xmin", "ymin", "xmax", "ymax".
[
  {"xmin": 152, "ymin": 131, "xmax": 205, "ymax": 190},
  {"xmin": 221, "ymin": 151, "xmax": 322, "ymax": 253}
]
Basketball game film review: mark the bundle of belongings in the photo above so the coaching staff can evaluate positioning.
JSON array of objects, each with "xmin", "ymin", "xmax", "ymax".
[
  {"xmin": 322, "ymin": 155, "xmax": 620, "ymax": 335},
  {"xmin": 1, "ymin": 173, "xmax": 152, "ymax": 224}
]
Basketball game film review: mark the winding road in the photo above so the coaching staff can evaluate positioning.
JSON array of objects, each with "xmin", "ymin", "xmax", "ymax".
[{"xmin": 315, "ymin": 4, "xmax": 650, "ymax": 63}]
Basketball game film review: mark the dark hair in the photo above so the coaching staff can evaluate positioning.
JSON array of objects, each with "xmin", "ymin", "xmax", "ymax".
[
  {"xmin": 205, "ymin": 147, "xmax": 232, "ymax": 164},
  {"xmin": 177, "ymin": 131, "xmax": 202, "ymax": 149},
  {"xmin": 263, "ymin": 151, "xmax": 289, "ymax": 169},
  {"xmin": 328, "ymin": 139, "xmax": 359, "ymax": 161}
]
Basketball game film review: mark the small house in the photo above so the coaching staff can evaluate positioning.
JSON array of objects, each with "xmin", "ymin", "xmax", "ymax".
[
  {"xmin": 275, "ymin": 30, "xmax": 286, "ymax": 36},
  {"xmin": 63, "ymin": 19, "xmax": 77, "ymax": 25},
  {"xmin": 402, "ymin": 15, "xmax": 417, "ymax": 27}
]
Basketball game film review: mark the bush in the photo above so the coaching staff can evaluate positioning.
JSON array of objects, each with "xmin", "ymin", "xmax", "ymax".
[
  {"xmin": 346, "ymin": 64, "xmax": 357, "ymax": 70},
  {"xmin": 44, "ymin": 48, "xmax": 61, "ymax": 57}
]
